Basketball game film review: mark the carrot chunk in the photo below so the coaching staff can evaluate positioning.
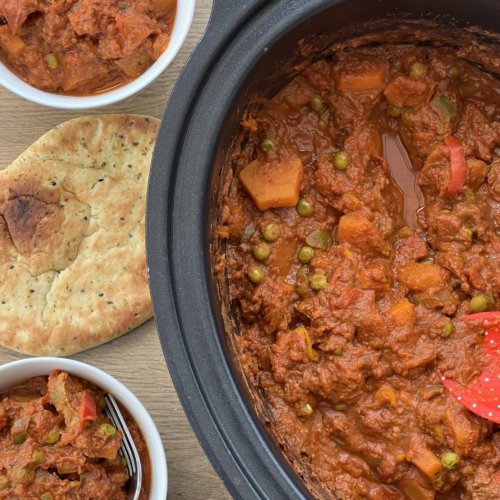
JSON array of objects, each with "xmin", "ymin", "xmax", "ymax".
[
  {"xmin": 407, "ymin": 437, "xmax": 443, "ymax": 478},
  {"xmin": 239, "ymin": 156, "xmax": 303, "ymax": 211},
  {"xmin": 399, "ymin": 478, "xmax": 435, "ymax": 500}
]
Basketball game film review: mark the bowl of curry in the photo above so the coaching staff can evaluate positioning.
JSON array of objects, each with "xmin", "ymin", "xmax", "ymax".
[
  {"xmin": 0, "ymin": 358, "xmax": 167, "ymax": 499},
  {"xmin": 147, "ymin": 0, "xmax": 499, "ymax": 498},
  {"xmin": 0, "ymin": 0, "xmax": 194, "ymax": 108}
]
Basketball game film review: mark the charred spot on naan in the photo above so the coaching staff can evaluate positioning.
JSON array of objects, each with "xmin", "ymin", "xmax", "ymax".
[{"xmin": 0, "ymin": 175, "xmax": 90, "ymax": 275}]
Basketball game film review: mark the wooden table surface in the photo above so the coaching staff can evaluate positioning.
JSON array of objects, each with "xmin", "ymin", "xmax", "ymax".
[{"xmin": 0, "ymin": 1, "xmax": 231, "ymax": 499}]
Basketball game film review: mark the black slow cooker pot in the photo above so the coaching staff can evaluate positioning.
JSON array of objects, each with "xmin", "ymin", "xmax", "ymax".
[{"xmin": 146, "ymin": 1, "xmax": 499, "ymax": 498}]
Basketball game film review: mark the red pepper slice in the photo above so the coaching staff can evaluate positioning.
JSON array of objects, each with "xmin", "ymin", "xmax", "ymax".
[
  {"xmin": 80, "ymin": 391, "xmax": 97, "ymax": 422},
  {"xmin": 444, "ymin": 135, "xmax": 466, "ymax": 196}
]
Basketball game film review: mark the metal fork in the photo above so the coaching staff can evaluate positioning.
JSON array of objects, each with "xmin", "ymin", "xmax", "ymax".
[{"xmin": 104, "ymin": 394, "xmax": 143, "ymax": 500}]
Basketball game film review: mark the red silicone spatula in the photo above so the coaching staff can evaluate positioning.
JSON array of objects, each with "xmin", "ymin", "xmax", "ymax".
[{"xmin": 438, "ymin": 312, "xmax": 500, "ymax": 423}]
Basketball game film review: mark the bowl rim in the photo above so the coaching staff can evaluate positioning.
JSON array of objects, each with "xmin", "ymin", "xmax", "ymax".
[
  {"xmin": 0, "ymin": 0, "xmax": 195, "ymax": 109},
  {"xmin": 0, "ymin": 357, "xmax": 168, "ymax": 499}
]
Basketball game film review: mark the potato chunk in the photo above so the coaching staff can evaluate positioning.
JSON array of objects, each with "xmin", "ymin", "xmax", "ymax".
[
  {"xmin": 0, "ymin": 29, "xmax": 26, "ymax": 57},
  {"xmin": 239, "ymin": 156, "xmax": 303, "ymax": 211},
  {"xmin": 337, "ymin": 213, "xmax": 390, "ymax": 256},
  {"xmin": 334, "ymin": 54, "xmax": 388, "ymax": 92},
  {"xmin": 397, "ymin": 262, "xmax": 447, "ymax": 291},
  {"xmin": 387, "ymin": 298, "xmax": 416, "ymax": 327}
]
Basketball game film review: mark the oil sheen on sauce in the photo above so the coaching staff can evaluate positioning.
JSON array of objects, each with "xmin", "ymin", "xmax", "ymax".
[{"xmin": 383, "ymin": 133, "xmax": 424, "ymax": 229}]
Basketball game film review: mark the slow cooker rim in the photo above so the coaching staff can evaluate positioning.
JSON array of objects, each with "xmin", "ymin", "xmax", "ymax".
[{"xmin": 147, "ymin": 0, "xmax": 319, "ymax": 498}]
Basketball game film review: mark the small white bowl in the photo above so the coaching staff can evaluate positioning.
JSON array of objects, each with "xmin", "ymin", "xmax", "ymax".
[
  {"xmin": 0, "ymin": 1, "xmax": 195, "ymax": 109},
  {"xmin": 0, "ymin": 357, "xmax": 167, "ymax": 499}
]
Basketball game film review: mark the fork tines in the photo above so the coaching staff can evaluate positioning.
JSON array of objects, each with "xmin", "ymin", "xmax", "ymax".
[{"xmin": 104, "ymin": 393, "xmax": 143, "ymax": 499}]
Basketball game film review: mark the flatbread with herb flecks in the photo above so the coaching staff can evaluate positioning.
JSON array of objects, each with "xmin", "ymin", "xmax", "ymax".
[{"xmin": 0, "ymin": 114, "xmax": 158, "ymax": 355}]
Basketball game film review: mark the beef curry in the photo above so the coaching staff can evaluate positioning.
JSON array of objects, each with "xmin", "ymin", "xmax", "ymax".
[
  {"xmin": 217, "ymin": 38, "xmax": 499, "ymax": 499},
  {"xmin": 0, "ymin": 0, "xmax": 177, "ymax": 95},
  {"xmin": 0, "ymin": 371, "xmax": 148, "ymax": 499}
]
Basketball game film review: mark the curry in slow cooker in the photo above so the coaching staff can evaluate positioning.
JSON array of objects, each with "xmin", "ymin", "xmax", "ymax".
[{"xmin": 217, "ymin": 40, "xmax": 499, "ymax": 499}]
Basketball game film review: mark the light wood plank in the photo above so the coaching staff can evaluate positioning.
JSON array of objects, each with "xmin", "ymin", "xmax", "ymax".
[{"xmin": 0, "ymin": 1, "xmax": 231, "ymax": 498}]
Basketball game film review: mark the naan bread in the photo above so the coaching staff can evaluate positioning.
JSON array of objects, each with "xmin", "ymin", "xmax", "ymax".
[{"xmin": 0, "ymin": 115, "xmax": 159, "ymax": 355}]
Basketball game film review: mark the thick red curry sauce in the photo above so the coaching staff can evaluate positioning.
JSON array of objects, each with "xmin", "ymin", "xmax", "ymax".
[
  {"xmin": 0, "ymin": 371, "xmax": 148, "ymax": 499},
  {"xmin": 0, "ymin": 0, "xmax": 177, "ymax": 94},
  {"xmin": 218, "ymin": 41, "xmax": 500, "ymax": 499}
]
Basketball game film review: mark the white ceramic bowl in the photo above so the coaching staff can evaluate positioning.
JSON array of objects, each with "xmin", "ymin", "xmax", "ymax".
[
  {"xmin": 0, "ymin": 1, "xmax": 195, "ymax": 109},
  {"xmin": 0, "ymin": 357, "xmax": 167, "ymax": 499}
]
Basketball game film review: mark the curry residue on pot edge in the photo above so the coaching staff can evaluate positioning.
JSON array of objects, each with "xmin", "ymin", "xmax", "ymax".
[{"xmin": 216, "ymin": 38, "xmax": 499, "ymax": 499}]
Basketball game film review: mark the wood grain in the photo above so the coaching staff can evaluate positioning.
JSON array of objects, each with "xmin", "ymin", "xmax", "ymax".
[{"xmin": 0, "ymin": 1, "xmax": 231, "ymax": 499}]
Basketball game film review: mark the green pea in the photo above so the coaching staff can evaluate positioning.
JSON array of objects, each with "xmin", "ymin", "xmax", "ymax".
[
  {"xmin": 44, "ymin": 428, "xmax": 61, "ymax": 445},
  {"xmin": 40, "ymin": 494, "xmax": 54, "ymax": 500},
  {"xmin": 310, "ymin": 95, "xmax": 325, "ymax": 112},
  {"xmin": 261, "ymin": 137, "xmax": 277, "ymax": 151},
  {"xmin": 387, "ymin": 104, "xmax": 401, "ymax": 117},
  {"xmin": 333, "ymin": 151, "xmax": 349, "ymax": 170},
  {"xmin": 296, "ymin": 197, "xmax": 314, "ymax": 217},
  {"xmin": 401, "ymin": 108, "xmax": 413, "ymax": 128},
  {"xmin": 32, "ymin": 450, "xmax": 46, "ymax": 463},
  {"xmin": 44, "ymin": 53, "xmax": 59, "ymax": 70},
  {"xmin": 332, "ymin": 347, "xmax": 343, "ymax": 356},
  {"xmin": 298, "ymin": 245, "xmax": 314, "ymax": 264},
  {"xmin": 447, "ymin": 65, "xmax": 460, "ymax": 77},
  {"xmin": 442, "ymin": 320, "xmax": 453, "ymax": 338},
  {"xmin": 333, "ymin": 403, "xmax": 348, "ymax": 411},
  {"xmin": 441, "ymin": 451, "xmax": 460, "ymax": 470},
  {"xmin": 261, "ymin": 223, "xmax": 280, "ymax": 242},
  {"xmin": 252, "ymin": 242, "xmax": 271, "ymax": 261},
  {"xmin": 409, "ymin": 61, "xmax": 426, "ymax": 78},
  {"xmin": 301, "ymin": 403, "xmax": 313, "ymax": 416},
  {"xmin": 247, "ymin": 265, "xmax": 264, "ymax": 285},
  {"xmin": 309, "ymin": 273, "xmax": 327, "ymax": 291},
  {"xmin": 12, "ymin": 431, "xmax": 27, "ymax": 445},
  {"xmin": 469, "ymin": 294, "xmax": 490, "ymax": 313},
  {"xmin": 99, "ymin": 423, "xmax": 116, "ymax": 437},
  {"xmin": 98, "ymin": 397, "xmax": 107, "ymax": 410}
]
